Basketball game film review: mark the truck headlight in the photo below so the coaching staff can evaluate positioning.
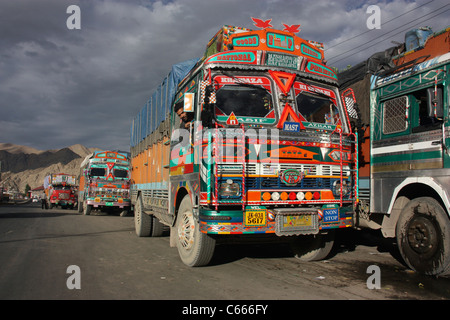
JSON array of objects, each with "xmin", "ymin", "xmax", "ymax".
[
  {"xmin": 271, "ymin": 192, "xmax": 280, "ymax": 201},
  {"xmin": 219, "ymin": 179, "xmax": 240, "ymax": 197},
  {"xmin": 333, "ymin": 180, "xmax": 349, "ymax": 197}
]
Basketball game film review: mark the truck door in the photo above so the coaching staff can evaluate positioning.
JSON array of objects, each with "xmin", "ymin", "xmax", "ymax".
[
  {"xmin": 373, "ymin": 94, "xmax": 412, "ymax": 172},
  {"xmin": 371, "ymin": 94, "xmax": 412, "ymax": 212}
]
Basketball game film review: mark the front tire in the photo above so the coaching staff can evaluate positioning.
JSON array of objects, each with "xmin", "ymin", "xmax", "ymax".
[
  {"xmin": 292, "ymin": 230, "xmax": 335, "ymax": 261},
  {"xmin": 175, "ymin": 195, "xmax": 215, "ymax": 267},
  {"xmin": 134, "ymin": 195, "xmax": 151, "ymax": 237},
  {"xmin": 396, "ymin": 197, "xmax": 450, "ymax": 276},
  {"xmin": 83, "ymin": 201, "xmax": 92, "ymax": 216}
]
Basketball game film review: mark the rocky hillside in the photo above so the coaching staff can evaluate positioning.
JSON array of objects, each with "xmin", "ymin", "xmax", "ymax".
[{"xmin": 0, "ymin": 143, "xmax": 100, "ymax": 193}]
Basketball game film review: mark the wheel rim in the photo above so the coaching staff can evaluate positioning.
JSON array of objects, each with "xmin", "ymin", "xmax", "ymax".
[
  {"xmin": 178, "ymin": 210, "xmax": 195, "ymax": 250},
  {"xmin": 407, "ymin": 215, "xmax": 439, "ymax": 256}
]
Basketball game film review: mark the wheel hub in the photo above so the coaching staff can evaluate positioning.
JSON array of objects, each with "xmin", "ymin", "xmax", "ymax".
[
  {"xmin": 178, "ymin": 211, "xmax": 195, "ymax": 250},
  {"xmin": 407, "ymin": 216, "xmax": 438, "ymax": 256}
]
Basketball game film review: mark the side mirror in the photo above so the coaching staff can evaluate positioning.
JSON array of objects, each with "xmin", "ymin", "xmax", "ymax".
[
  {"xmin": 201, "ymin": 85, "xmax": 215, "ymax": 128},
  {"xmin": 183, "ymin": 93, "xmax": 195, "ymax": 113},
  {"xmin": 427, "ymin": 87, "xmax": 443, "ymax": 119},
  {"xmin": 341, "ymin": 87, "xmax": 362, "ymax": 133},
  {"xmin": 341, "ymin": 88, "xmax": 359, "ymax": 120}
]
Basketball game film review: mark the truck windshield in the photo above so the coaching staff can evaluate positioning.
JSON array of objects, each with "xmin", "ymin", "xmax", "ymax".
[
  {"xmin": 54, "ymin": 186, "xmax": 70, "ymax": 190},
  {"xmin": 90, "ymin": 168, "xmax": 106, "ymax": 177},
  {"xmin": 296, "ymin": 92, "xmax": 340, "ymax": 125},
  {"xmin": 216, "ymin": 86, "xmax": 273, "ymax": 118},
  {"xmin": 213, "ymin": 75, "xmax": 274, "ymax": 122},
  {"xmin": 293, "ymin": 79, "xmax": 342, "ymax": 127},
  {"xmin": 114, "ymin": 169, "xmax": 128, "ymax": 178}
]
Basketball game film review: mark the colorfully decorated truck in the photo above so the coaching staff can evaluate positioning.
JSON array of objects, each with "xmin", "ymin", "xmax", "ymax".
[
  {"xmin": 43, "ymin": 173, "xmax": 77, "ymax": 209},
  {"xmin": 130, "ymin": 22, "xmax": 359, "ymax": 266},
  {"xmin": 78, "ymin": 151, "xmax": 131, "ymax": 216},
  {"xmin": 339, "ymin": 26, "xmax": 450, "ymax": 276}
]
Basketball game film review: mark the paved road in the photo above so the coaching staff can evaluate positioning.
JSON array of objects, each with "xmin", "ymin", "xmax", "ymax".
[{"xmin": 0, "ymin": 203, "xmax": 449, "ymax": 303}]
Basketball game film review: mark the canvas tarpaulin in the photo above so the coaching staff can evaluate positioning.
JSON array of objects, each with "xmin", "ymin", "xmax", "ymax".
[{"xmin": 130, "ymin": 58, "xmax": 199, "ymax": 147}]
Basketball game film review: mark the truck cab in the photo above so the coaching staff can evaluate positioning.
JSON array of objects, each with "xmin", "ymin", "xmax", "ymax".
[
  {"xmin": 78, "ymin": 151, "xmax": 131, "ymax": 216},
  {"xmin": 340, "ymin": 27, "xmax": 450, "ymax": 276},
  {"xmin": 43, "ymin": 173, "xmax": 77, "ymax": 209},
  {"xmin": 131, "ymin": 24, "xmax": 359, "ymax": 267}
]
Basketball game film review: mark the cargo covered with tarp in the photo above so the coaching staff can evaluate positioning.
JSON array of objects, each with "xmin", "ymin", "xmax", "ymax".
[
  {"xmin": 130, "ymin": 58, "xmax": 199, "ymax": 148},
  {"xmin": 338, "ymin": 26, "xmax": 450, "ymax": 127},
  {"xmin": 337, "ymin": 46, "xmax": 399, "ymax": 127},
  {"xmin": 44, "ymin": 173, "xmax": 76, "ymax": 189},
  {"xmin": 204, "ymin": 25, "xmax": 251, "ymax": 58}
]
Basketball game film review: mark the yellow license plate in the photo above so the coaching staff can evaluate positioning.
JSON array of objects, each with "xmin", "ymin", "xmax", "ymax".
[
  {"xmin": 283, "ymin": 215, "xmax": 313, "ymax": 228},
  {"xmin": 244, "ymin": 209, "xmax": 267, "ymax": 227}
]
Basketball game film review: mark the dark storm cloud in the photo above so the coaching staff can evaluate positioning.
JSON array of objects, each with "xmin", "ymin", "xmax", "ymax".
[{"xmin": 0, "ymin": 0, "xmax": 448, "ymax": 151}]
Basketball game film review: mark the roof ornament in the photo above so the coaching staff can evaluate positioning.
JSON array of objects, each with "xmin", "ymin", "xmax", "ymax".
[
  {"xmin": 251, "ymin": 17, "xmax": 273, "ymax": 29},
  {"xmin": 251, "ymin": 18, "xmax": 301, "ymax": 34},
  {"xmin": 282, "ymin": 24, "xmax": 301, "ymax": 34}
]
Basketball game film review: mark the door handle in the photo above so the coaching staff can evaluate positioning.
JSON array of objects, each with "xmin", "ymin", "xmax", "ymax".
[{"xmin": 432, "ymin": 140, "xmax": 442, "ymax": 145}]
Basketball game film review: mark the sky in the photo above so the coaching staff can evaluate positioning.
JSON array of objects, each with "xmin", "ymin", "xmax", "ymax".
[{"xmin": 0, "ymin": 0, "xmax": 448, "ymax": 152}]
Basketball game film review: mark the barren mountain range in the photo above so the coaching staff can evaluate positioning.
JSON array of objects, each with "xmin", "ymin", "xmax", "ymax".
[{"xmin": 0, "ymin": 143, "xmax": 101, "ymax": 193}]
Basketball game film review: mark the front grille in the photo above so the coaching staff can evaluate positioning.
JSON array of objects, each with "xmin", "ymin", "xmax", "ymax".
[
  {"xmin": 217, "ymin": 163, "xmax": 349, "ymax": 177},
  {"xmin": 246, "ymin": 176, "xmax": 334, "ymax": 190},
  {"xmin": 89, "ymin": 188, "xmax": 129, "ymax": 198},
  {"xmin": 58, "ymin": 193, "xmax": 69, "ymax": 200},
  {"xmin": 217, "ymin": 163, "xmax": 350, "ymax": 195}
]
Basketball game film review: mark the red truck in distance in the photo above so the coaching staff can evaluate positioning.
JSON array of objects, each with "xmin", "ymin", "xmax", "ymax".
[{"xmin": 43, "ymin": 173, "xmax": 77, "ymax": 209}]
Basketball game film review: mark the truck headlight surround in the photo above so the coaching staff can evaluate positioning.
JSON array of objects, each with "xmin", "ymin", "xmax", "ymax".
[
  {"xmin": 218, "ymin": 180, "xmax": 241, "ymax": 197},
  {"xmin": 333, "ymin": 180, "xmax": 349, "ymax": 197},
  {"xmin": 271, "ymin": 192, "xmax": 280, "ymax": 201}
]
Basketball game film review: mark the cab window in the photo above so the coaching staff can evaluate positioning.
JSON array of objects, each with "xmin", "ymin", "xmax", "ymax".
[
  {"xmin": 90, "ymin": 168, "xmax": 106, "ymax": 177},
  {"xmin": 382, "ymin": 96, "xmax": 408, "ymax": 135},
  {"xmin": 296, "ymin": 92, "xmax": 340, "ymax": 125},
  {"xmin": 411, "ymin": 86, "xmax": 443, "ymax": 133},
  {"xmin": 215, "ymin": 85, "xmax": 273, "ymax": 118}
]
